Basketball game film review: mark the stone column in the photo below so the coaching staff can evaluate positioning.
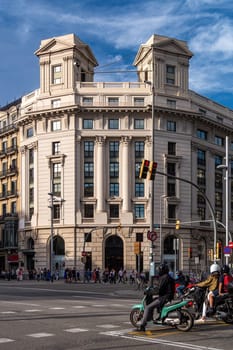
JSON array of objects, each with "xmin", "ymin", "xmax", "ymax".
[
  {"xmin": 96, "ymin": 136, "xmax": 105, "ymax": 212},
  {"xmin": 121, "ymin": 136, "xmax": 130, "ymax": 212}
]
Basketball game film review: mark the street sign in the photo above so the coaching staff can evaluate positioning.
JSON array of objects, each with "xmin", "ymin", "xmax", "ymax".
[
  {"xmin": 147, "ymin": 230, "xmax": 157, "ymax": 241},
  {"xmin": 224, "ymin": 246, "xmax": 231, "ymax": 255},
  {"xmin": 229, "ymin": 241, "xmax": 233, "ymax": 249}
]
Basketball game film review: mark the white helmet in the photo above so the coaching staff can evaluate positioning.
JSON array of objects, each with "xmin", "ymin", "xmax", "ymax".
[{"xmin": 210, "ymin": 263, "xmax": 221, "ymax": 274}]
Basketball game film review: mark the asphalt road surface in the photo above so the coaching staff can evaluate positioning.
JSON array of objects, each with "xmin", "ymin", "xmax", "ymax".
[{"xmin": 0, "ymin": 280, "xmax": 232, "ymax": 350}]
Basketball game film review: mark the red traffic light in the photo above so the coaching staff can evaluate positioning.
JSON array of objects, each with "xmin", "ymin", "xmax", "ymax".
[{"xmin": 139, "ymin": 159, "xmax": 150, "ymax": 179}]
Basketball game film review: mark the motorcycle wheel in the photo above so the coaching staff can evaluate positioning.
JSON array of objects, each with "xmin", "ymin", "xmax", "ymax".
[
  {"xmin": 222, "ymin": 314, "xmax": 233, "ymax": 324},
  {"xmin": 130, "ymin": 308, "xmax": 144, "ymax": 328},
  {"xmin": 175, "ymin": 309, "xmax": 194, "ymax": 331}
]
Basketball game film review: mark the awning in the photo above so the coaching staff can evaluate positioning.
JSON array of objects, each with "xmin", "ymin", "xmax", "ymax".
[{"xmin": 8, "ymin": 254, "xmax": 19, "ymax": 263}]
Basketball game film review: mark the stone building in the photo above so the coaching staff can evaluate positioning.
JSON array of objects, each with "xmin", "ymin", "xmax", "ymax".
[{"xmin": 1, "ymin": 33, "xmax": 233, "ymax": 277}]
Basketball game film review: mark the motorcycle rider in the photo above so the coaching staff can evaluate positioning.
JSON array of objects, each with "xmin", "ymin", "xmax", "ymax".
[
  {"xmin": 219, "ymin": 265, "xmax": 233, "ymax": 295},
  {"xmin": 195, "ymin": 263, "xmax": 220, "ymax": 320},
  {"xmin": 138, "ymin": 263, "xmax": 174, "ymax": 331}
]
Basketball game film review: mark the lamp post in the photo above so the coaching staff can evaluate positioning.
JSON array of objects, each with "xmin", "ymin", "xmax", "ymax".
[
  {"xmin": 48, "ymin": 190, "xmax": 54, "ymax": 282},
  {"xmin": 159, "ymin": 195, "xmax": 167, "ymax": 262},
  {"xmin": 217, "ymin": 136, "xmax": 230, "ymax": 265}
]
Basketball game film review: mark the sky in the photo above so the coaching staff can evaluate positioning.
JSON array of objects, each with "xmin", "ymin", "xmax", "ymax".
[{"xmin": 1, "ymin": 0, "xmax": 233, "ymax": 109}]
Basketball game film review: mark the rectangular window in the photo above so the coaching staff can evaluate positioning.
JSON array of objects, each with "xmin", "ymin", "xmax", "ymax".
[
  {"xmin": 52, "ymin": 65, "xmax": 62, "ymax": 84},
  {"xmin": 11, "ymin": 201, "xmax": 16, "ymax": 214},
  {"xmin": 136, "ymin": 232, "xmax": 143, "ymax": 242},
  {"xmin": 83, "ymin": 97, "xmax": 93, "ymax": 106},
  {"xmin": 84, "ymin": 204, "xmax": 94, "ymax": 218},
  {"xmin": 53, "ymin": 204, "xmax": 60, "ymax": 220},
  {"xmin": 109, "ymin": 141, "xmax": 119, "ymax": 158},
  {"xmin": 29, "ymin": 149, "xmax": 34, "ymax": 164},
  {"xmin": 2, "ymin": 141, "xmax": 7, "ymax": 152},
  {"xmin": 167, "ymin": 121, "xmax": 176, "ymax": 132},
  {"xmin": 108, "ymin": 119, "xmax": 119, "ymax": 129},
  {"xmin": 110, "ymin": 204, "xmax": 119, "ymax": 218},
  {"xmin": 215, "ymin": 155, "xmax": 223, "ymax": 167},
  {"xmin": 168, "ymin": 142, "xmax": 176, "ymax": 155},
  {"xmin": 2, "ymin": 183, "xmax": 7, "ymax": 197},
  {"xmin": 51, "ymin": 120, "xmax": 61, "ymax": 131},
  {"xmin": 197, "ymin": 129, "xmax": 208, "ymax": 140},
  {"xmin": 197, "ymin": 168, "xmax": 206, "ymax": 186},
  {"xmin": 29, "ymin": 168, "xmax": 34, "ymax": 184},
  {"xmin": 167, "ymin": 182, "xmax": 176, "ymax": 196},
  {"xmin": 197, "ymin": 149, "xmax": 206, "ymax": 166},
  {"xmin": 84, "ymin": 183, "xmax": 94, "ymax": 197},
  {"xmin": 84, "ymin": 141, "xmax": 94, "ymax": 158},
  {"xmin": 110, "ymin": 183, "xmax": 119, "ymax": 196},
  {"xmin": 198, "ymin": 207, "xmax": 205, "ymax": 220},
  {"xmin": 83, "ymin": 119, "xmax": 93, "ymax": 129},
  {"xmin": 167, "ymin": 163, "xmax": 176, "ymax": 176},
  {"xmin": 110, "ymin": 162, "xmax": 119, "ymax": 178},
  {"xmin": 167, "ymin": 99, "xmax": 176, "ymax": 108},
  {"xmin": 135, "ymin": 183, "xmax": 144, "ymax": 197},
  {"xmin": 53, "ymin": 163, "xmax": 61, "ymax": 178},
  {"xmin": 11, "ymin": 181, "xmax": 17, "ymax": 195},
  {"xmin": 84, "ymin": 162, "xmax": 94, "ymax": 177},
  {"xmin": 108, "ymin": 97, "xmax": 119, "ymax": 106},
  {"xmin": 167, "ymin": 204, "xmax": 176, "ymax": 219},
  {"xmin": 52, "ymin": 99, "xmax": 61, "ymax": 108},
  {"xmin": 134, "ymin": 204, "xmax": 144, "ymax": 219},
  {"xmin": 52, "ymin": 142, "xmax": 60, "ymax": 155},
  {"xmin": 166, "ymin": 65, "xmax": 175, "ymax": 85},
  {"xmin": 135, "ymin": 141, "xmax": 144, "ymax": 158},
  {"xmin": 53, "ymin": 183, "xmax": 61, "ymax": 196},
  {"xmin": 134, "ymin": 119, "xmax": 144, "ymax": 129},
  {"xmin": 84, "ymin": 232, "xmax": 92, "ymax": 242},
  {"xmin": 26, "ymin": 127, "xmax": 33, "ymax": 138},
  {"xmin": 29, "ymin": 188, "xmax": 34, "ymax": 203},
  {"xmin": 215, "ymin": 135, "xmax": 224, "ymax": 147},
  {"xmin": 134, "ymin": 98, "xmax": 144, "ymax": 106}
]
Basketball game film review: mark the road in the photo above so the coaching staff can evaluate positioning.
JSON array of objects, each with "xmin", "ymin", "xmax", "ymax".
[{"xmin": 0, "ymin": 279, "xmax": 232, "ymax": 350}]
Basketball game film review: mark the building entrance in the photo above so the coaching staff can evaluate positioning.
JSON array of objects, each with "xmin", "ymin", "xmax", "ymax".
[{"xmin": 105, "ymin": 235, "xmax": 123, "ymax": 272}]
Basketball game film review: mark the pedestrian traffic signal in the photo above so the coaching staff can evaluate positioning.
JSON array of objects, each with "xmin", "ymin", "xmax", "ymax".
[
  {"xmin": 148, "ymin": 161, "xmax": 158, "ymax": 180},
  {"xmin": 139, "ymin": 159, "xmax": 150, "ymax": 179},
  {"xmin": 175, "ymin": 220, "xmax": 180, "ymax": 230},
  {"xmin": 188, "ymin": 247, "xmax": 192, "ymax": 258}
]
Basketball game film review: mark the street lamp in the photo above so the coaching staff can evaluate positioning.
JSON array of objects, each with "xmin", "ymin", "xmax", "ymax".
[
  {"xmin": 217, "ymin": 136, "xmax": 230, "ymax": 264},
  {"xmin": 159, "ymin": 195, "xmax": 167, "ymax": 262},
  {"xmin": 48, "ymin": 191, "xmax": 54, "ymax": 282}
]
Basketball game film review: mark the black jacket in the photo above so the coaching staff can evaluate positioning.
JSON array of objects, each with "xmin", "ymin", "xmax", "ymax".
[{"xmin": 158, "ymin": 274, "xmax": 174, "ymax": 301}]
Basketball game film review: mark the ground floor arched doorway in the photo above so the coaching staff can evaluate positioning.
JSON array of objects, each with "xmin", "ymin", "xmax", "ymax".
[
  {"xmin": 50, "ymin": 235, "xmax": 65, "ymax": 278},
  {"xmin": 105, "ymin": 235, "xmax": 123, "ymax": 272}
]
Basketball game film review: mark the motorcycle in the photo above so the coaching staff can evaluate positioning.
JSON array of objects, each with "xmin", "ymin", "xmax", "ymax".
[
  {"xmin": 130, "ymin": 286, "xmax": 194, "ymax": 331},
  {"xmin": 182, "ymin": 283, "xmax": 233, "ymax": 324}
]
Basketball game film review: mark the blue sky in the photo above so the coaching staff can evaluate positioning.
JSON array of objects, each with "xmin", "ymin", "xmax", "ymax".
[{"xmin": 1, "ymin": 0, "xmax": 233, "ymax": 109}]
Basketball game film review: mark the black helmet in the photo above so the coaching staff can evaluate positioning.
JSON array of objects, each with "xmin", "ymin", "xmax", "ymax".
[
  {"xmin": 222, "ymin": 265, "xmax": 230, "ymax": 274},
  {"xmin": 158, "ymin": 263, "xmax": 169, "ymax": 276}
]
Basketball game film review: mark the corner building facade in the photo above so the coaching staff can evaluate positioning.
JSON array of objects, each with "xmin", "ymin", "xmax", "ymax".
[{"xmin": 15, "ymin": 33, "xmax": 233, "ymax": 276}]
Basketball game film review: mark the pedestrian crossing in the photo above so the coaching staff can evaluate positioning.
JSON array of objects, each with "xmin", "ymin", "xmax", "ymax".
[{"xmin": 0, "ymin": 301, "xmax": 132, "ymax": 344}]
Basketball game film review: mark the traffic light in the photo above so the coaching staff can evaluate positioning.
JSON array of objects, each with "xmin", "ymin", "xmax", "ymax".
[
  {"xmin": 216, "ymin": 241, "xmax": 222, "ymax": 259},
  {"xmin": 139, "ymin": 159, "xmax": 150, "ymax": 179},
  {"xmin": 134, "ymin": 242, "xmax": 141, "ymax": 255},
  {"xmin": 148, "ymin": 161, "xmax": 158, "ymax": 180},
  {"xmin": 208, "ymin": 249, "xmax": 214, "ymax": 261},
  {"xmin": 175, "ymin": 220, "xmax": 180, "ymax": 230}
]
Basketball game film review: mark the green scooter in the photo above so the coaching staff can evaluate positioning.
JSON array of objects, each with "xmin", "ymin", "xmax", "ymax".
[{"xmin": 130, "ymin": 286, "xmax": 193, "ymax": 332}]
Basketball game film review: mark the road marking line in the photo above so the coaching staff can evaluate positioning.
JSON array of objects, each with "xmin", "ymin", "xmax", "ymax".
[
  {"xmin": 49, "ymin": 307, "xmax": 65, "ymax": 310},
  {"xmin": 97, "ymin": 324, "xmax": 120, "ymax": 329},
  {"xmin": 0, "ymin": 338, "xmax": 15, "ymax": 343},
  {"xmin": 64, "ymin": 328, "xmax": 89, "ymax": 333},
  {"xmin": 25, "ymin": 309, "xmax": 41, "ymax": 312},
  {"xmin": 72, "ymin": 305, "xmax": 86, "ymax": 308},
  {"xmin": 27, "ymin": 333, "xmax": 54, "ymax": 338},
  {"xmin": 1, "ymin": 311, "xmax": 16, "ymax": 314},
  {"xmin": 101, "ymin": 330, "xmax": 224, "ymax": 350}
]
